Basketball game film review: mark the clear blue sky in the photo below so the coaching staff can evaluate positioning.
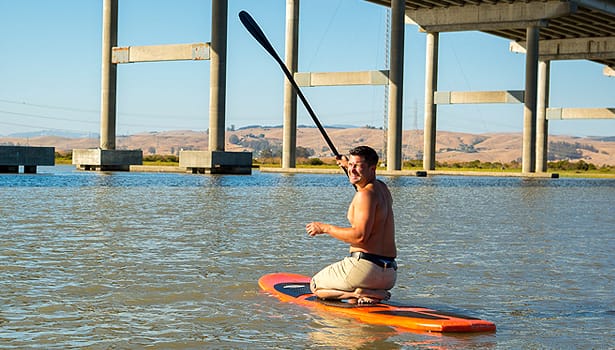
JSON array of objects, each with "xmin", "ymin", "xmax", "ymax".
[{"xmin": 0, "ymin": 0, "xmax": 613, "ymax": 137}]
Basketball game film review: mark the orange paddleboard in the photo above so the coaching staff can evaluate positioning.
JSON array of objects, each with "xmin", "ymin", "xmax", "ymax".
[{"xmin": 259, "ymin": 272, "xmax": 496, "ymax": 333}]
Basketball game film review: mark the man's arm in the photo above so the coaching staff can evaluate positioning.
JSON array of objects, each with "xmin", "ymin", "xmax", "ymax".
[{"xmin": 306, "ymin": 190, "xmax": 377, "ymax": 246}]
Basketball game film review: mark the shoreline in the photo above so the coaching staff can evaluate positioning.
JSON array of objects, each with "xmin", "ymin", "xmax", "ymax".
[
  {"xmin": 125, "ymin": 164, "xmax": 561, "ymax": 178},
  {"xmin": 51, "ymin": 161, "xmax": 615, "ymax": 178}
]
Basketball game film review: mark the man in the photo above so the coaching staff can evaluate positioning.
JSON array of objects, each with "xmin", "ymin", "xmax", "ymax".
[{"xmin": 305, "ymin": 145, "xmax": 397, "ymax": 305}]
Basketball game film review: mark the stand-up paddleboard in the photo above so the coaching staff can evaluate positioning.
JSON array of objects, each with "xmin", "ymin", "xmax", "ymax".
[{"xmin": 259, "ymin": 272, "xmax": 496, "ymax": 333}]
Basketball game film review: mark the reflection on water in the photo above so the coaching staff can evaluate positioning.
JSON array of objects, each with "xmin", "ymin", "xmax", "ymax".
[{"xmin": 0, "ymin": 166, "xmax": 613, "ymax": 349}]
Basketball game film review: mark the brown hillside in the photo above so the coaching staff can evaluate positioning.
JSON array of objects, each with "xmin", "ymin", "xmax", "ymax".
[{"xmin": 2, "ymin": 127, "xmax": 615, "ymax": 166}]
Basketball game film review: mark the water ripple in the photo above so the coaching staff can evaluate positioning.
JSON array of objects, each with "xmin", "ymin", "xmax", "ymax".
[{"xmin": 0, "ymin": 168, "xmax": 613, "ymax": 348}]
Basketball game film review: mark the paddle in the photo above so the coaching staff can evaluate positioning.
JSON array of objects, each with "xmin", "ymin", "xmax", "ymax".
[{"xmin": 238, "ymin": 10, "xmax": 352, "ymax": 185}]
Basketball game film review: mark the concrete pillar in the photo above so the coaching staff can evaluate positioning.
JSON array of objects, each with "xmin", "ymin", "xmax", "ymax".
[
  {"xmin": 100, "ymin": 0, "xmax": 118, "ymax": 150},
  {"xmin": 536, "ymin": 60, "xmax": 550, "ymax": 172},
  {"xmin": 387, "ymin": 0, "xmax": 405, "ymax": 171},
  {"xmin": 522, "ymin": 25, "xmax": 539, "ymax": 173},
  {"xmin": 209, "ymin": 0, "xmax": 228, "ymax": 152},
  {"xmin": 282, "ymin": 0, "xmax": 299, "ymax": 169},
  {"xmin": 423, "ymin": 32, "xmax": 439, "ymax": 171},
  {"xmin": 24, "ymin": 166, "xmax": 37, "ymax": 174}
]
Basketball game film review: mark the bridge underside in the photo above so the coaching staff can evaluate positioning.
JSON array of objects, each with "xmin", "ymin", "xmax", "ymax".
[{"xmin": 362, "ymin": 0, "xmax": 615, "ymax": 173}]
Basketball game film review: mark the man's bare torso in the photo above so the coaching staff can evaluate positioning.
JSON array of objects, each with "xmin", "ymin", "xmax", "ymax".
[{"xmin": 348, "ymin": 180, "xmax": 396, "ymax": 258}]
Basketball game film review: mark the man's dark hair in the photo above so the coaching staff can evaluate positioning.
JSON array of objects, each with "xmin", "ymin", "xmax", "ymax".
[{"xmin": 349, "ymin": 146, "xmax": 379, "ymax": 167}]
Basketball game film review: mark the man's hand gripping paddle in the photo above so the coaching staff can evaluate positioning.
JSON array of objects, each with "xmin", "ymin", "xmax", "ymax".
[{"xmin": 238, "ymin": 10, "xmax": 354, "ymax": 188}]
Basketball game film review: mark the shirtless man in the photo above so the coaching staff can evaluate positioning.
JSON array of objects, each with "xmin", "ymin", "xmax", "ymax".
[{"xmin": 306, "ymin": 145, "xmax": 397, "ymax": 305}]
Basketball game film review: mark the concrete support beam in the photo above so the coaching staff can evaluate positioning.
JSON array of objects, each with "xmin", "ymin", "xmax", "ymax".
[
  {"xmin": 179, "ymin": 151, "xmax": 252, "ymax": 174},
  {"xmin": 536, "ymin": 60, "xmax": 550, "ymax": 173},
  {"xmin": 91, "ymin": 0, "xmax": 154, "ymax": 172},
  {"xmin": 578, "ymin": 0, "xmax": 615, "ymax": 13},
  {"xmin": 547, "ymin": 107, "xmax": 615, "ymax": 119},
  {"xmin": 434, "ymin": 90, "xmax": 524, "ymax": 104},
  {"xmin": 387, "ymin": 0, "xmax": 405, "ymax": 171},
  {"xmin": 522, "ymin": 26, "xmax": 540, "ymax": 173},
  {"xmin": 0, "ymin": 146, "xmax": 55, "ymax": 173},
  {"xmin": 100, "ymin": 0, "xmax": 118, "ymax": 150},
  {"xmin": 72, "ymin": 149, "xmax": 142, "ymax": 171},
  {"xmin": 282, "ymin": 0, "xmax": 299, "ymax": 169},
  {"xmin": 208, "ymin": 0, "xmax": 228, "ymax": 152},
  {"xmin": 0, "ymin": 166, "xmax": 19, "ymax": 173},
  {"xmin": 294, "ymin": 70, "xmax": 389, "ymax": 86},
  {"xmin": 423, "ymin": 32, "xmax": 438, "ymax": 171},
  {"xmin": 510, "ymin": 36, "xmax": 615, "ymax": 61},
  {"xmin": 408, "ymin": 1, "xmax": 574, "ymax": 32},
  {"xmin": 112, "ymin": 43, "xmax": 210, "ymax": 63}
]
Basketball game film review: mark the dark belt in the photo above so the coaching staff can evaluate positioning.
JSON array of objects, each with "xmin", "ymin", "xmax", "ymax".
[{"xmin": 350, "ymin": 251, "xmax": 397, "ymax": 270}]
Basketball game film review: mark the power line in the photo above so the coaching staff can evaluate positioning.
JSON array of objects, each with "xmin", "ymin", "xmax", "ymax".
[
  {"xmin": 0, "ymin": 98, "xmax": 97, "ymax": 114},
  {"xmin": 305, "ymin": 0, "xmax": 344, "ymax": 71},
  {"xmin": 0, "ymin": 120, "xmax": 93, "ymax": 134},
  {"xmin": 0, "ymin": 98, "xmax": 204, "ymax": 120},
  {"xmin": 0, "ymin": 109, "xmax": 98, "ymax": 124}
]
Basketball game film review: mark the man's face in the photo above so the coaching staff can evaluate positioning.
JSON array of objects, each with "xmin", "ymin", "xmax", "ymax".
[{"xmin": 347, "ymin": 155, "xmax": 375, "ymax": 185}]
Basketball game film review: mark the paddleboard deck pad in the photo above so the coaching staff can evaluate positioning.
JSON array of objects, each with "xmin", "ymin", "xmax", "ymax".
[{"xmin": 259, "ymin": 272, "xmax": 496, "ymax": 333}]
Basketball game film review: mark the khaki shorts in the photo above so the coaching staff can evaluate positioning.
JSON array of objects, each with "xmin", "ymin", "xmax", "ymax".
[{"xmin": 311, "ymin": 255, "xmax": 397, "ymax": 292}]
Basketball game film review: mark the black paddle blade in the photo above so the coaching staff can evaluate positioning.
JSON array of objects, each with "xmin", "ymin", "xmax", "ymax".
[{"xmin": 238, "ymin": 11, "xmax": 283, "ymax": 66}]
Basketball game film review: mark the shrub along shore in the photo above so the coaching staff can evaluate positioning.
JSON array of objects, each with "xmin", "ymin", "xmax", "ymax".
[
  {"xmin": 271, "ymin": 159, "xmax": 614, "ymax": 178},
  {"xmin": 54, "ymin": 153, "xmax": 615, "ymax": 178}
]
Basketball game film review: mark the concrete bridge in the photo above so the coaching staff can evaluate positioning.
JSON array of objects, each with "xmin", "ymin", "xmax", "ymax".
[
  {"xmin": 0, "ymin": 146, "xmax": 54, "ymax": 173},
  {"xmin": 4, "ymin": 0, "xmax": 612, "ymax": 175},
  {"xmin": 289, "ymin": 0, "xmax": 615, "ymax": 173},
  {"xmin": 71, "ymin": 0, "xmax": 252, "ymax": 174}
]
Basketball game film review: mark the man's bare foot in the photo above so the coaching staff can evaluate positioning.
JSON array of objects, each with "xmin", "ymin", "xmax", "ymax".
[
  {"xmin": 354, "ymin": 288, "xmax": 391, "ymax": 301},
  {"xmin": 360, "ymin": 296, "xmax": 382, "ymax": 305},
  {"xmin": 344, "ymin": 296, "xmax": 379, "ymax": 305}
]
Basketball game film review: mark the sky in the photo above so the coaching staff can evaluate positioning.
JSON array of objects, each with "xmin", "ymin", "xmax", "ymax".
[{"xmin": 0, "ymin": 0, "xmax": 614, "ymax": 138}]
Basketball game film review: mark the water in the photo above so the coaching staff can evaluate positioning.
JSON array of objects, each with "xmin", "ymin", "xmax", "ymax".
[{"xmin": 1, "ymin": 166, "xmax": 613, "ymax": 349}]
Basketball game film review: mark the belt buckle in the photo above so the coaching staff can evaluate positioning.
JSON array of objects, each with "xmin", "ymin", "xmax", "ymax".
[{"xmin": 381, "ymin": 260, "xmax": 397, "ymax": 270}]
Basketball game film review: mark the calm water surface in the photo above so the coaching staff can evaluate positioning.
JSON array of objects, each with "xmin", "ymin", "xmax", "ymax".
[{"xmin": 0, "ymin": 166, "xmax": 613, "ymax": 349}]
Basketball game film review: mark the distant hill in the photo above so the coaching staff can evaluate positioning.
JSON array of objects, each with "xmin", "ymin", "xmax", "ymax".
[
  {"xmin": 5, "ymin": 130, "xmax": 98, "ymax": 139},
  {"xmin": 1, "ymin": 126, "xmax": 614, "ymax": 165}
]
